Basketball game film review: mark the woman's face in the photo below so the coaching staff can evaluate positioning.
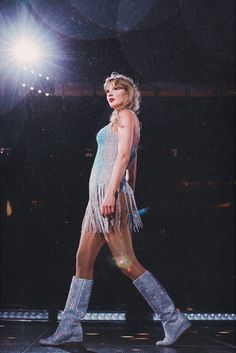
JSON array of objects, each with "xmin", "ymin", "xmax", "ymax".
[{"xmin": 106, "ymin": 82, "xmax": 128, "ymax": 111}]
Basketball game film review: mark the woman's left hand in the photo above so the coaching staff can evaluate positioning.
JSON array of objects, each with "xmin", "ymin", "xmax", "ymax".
[{"xmin": 101, "ymin": 191, "xmax": 115, "ymax": 217}]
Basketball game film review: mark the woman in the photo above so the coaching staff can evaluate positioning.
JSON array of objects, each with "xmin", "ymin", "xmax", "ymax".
[{"xmin": 39, "ymin": 72, "xmax": 191, "ymax": 347}]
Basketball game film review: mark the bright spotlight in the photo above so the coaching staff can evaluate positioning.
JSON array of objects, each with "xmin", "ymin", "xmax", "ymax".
[
  {"xmin": 0, "ymin": 6, "xmax": 58, "ymax": 114},
  {"xmin": 0, "ymin": 7, "xmax": 59, "ymax": 75},
  {"xmin": 12, "ymin": 40, "xmax": 41, "ymax": 64}
]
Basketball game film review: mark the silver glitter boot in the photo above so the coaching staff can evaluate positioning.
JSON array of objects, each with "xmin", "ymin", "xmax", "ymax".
[
  {"xmin": 39, "ymin": 276, "xmax": 93, "ymax": 346},
  {"xmin": 133, "ymin": 271, "xmax": 191, "ymax": 346}
]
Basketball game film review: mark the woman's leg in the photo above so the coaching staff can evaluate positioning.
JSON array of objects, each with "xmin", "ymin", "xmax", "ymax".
[
  {"xmin": 39, "ymin": 231, "xmax": 105, "ymax": 346},
  {"xmin": 75, "ymin": 231, "xmax": 106, "ymax": 279},
  {"xmin": 104, "ymin": 226, "xmax": 191, "ymax": 346},
  {"xmin": 104, "ymin": 226, "xmax": 146, "ymax": 280}
]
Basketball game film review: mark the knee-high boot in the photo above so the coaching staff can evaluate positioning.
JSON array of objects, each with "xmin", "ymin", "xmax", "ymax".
[
  {"xmin": 39, "ymin": 276, "xmax": 93, "ymax": 346},
  {"xmin": 133, "ymin": 271, "xmax": 191, "ymax": 346}
]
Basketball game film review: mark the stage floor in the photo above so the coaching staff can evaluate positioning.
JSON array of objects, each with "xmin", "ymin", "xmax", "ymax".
[{"xmin": 0, "ymin": 321, "xmax": 235, "ymax": 352}]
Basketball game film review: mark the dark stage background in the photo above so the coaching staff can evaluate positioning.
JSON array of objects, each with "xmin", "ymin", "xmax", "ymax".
[
  {"xmin": 0, "ymin": 0, "xmax": 235, "ymax": 316},
  {"xmin": 1, "ymin": 95, "xmax": 235, "ymax": 313}
]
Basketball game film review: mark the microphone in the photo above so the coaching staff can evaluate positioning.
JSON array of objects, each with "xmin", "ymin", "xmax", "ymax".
[{"xmin": 138, "ymin": 207, "xmax": 149, "ymax": 216}]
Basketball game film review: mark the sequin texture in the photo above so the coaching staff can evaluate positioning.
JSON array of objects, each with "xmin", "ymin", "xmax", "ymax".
[
  {"xmin": 38, "ymin": 276, "xmax": 93, "ymax": 346},
  {"xmin": 133, "ymin": 271, "xmax": 191, "ymax": 346},
  {"xmin": 81, "ymin": 122, "xmax": 142, "ymax": 235}
]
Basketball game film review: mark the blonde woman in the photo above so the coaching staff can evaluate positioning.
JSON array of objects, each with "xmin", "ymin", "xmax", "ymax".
[{"xmin": 39, "ymin": 72, "xmax": 191, "ymax": 347}]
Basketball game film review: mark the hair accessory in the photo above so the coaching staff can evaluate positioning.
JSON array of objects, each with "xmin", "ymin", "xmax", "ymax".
[{"xmin": 111, "ymin": 71, "xmax": 119, "ymax": 77}]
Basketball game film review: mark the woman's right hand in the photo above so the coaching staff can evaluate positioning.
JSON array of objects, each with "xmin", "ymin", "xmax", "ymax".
[{"xmin": 101, "ymin": 190, "xmax": 115, "ymax": 217}]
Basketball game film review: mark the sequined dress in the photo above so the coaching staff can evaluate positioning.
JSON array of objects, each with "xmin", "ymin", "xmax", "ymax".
[{"xmin": 81, "ymin": 121, "xmax": 143, "ymax": 235}]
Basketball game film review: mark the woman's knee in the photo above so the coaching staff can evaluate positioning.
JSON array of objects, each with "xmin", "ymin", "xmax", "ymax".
[
  {"xmin": 113, "ymin": 254, "xmax": 146, "ymax": 280},
  {"xmin": 113, "ymin": 254, "xmax": 135, "ymax": 275},
  {"xmin": 113, "ymin": 254, "xmax": 130, "ymax": 270}
]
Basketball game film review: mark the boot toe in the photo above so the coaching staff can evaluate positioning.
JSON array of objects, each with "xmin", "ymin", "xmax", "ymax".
[
  {"xmin": 38, "ymin": 338, "xmax": 54, "ymax": 345},
  {"xmin": 38, "ymin": 337, "xmax": 82, "ymax": 346},
  {"xmin": 156, "ymin": 338, "xmax": 171, "ymax": 346},
  {"xmin": 156, "ymin": 319, "xmax": 191, "ymax": 346}
]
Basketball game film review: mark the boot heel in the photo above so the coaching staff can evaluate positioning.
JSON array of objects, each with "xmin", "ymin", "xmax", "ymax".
[
  {"xmin": 38, "ymin": 277, "xmax": 93, "ymax": 346},
  {"xmin": 133, "ymin": 271, "xmax": 192, "ymax": 346}
]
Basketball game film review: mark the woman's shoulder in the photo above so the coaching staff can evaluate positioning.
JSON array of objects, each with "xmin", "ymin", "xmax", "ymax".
[
  {"xmin": 118, "ymin": 109, "xmax": 134, "ymax": 122},
  {"xmin": 117, "ymin": 109, "xmax": 140, "ymax": 127},
  {"xmin": 118, "ymin": 110, "xmax": 141, "ymax": 148}
]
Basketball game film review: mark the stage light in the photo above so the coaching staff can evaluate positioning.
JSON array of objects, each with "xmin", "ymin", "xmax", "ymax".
[
  {"xmin": 0, "ymin": 7, "xmax": 58, "ymax": 113},
  {"xmin": 37, "ymin": 89, "xmax": 42, "ymax": 93},
  {"xmin": 12, "ymin": 40, "xmax": 41, "ymax": 64},
  {"xmin": 30, "ymin": 86, "xmax": 34, "ymax": 90},
  {"xmin": 0, "ymin": 7, "xmax": 58, "ymax": 75},
  {"xmin": 153, "ymin": 312, "xmax": 236, "ymax": 321},
  {"xmin": 45, "ymin": 93, "xmax": 50, "ymax": 96},
  {"xmin": 46, "ymin": 76, "xmax": 49, "ymax": 80},
  {"xmin": 0, "ymin": 310, "xmax": 235, "ymax": 322}
]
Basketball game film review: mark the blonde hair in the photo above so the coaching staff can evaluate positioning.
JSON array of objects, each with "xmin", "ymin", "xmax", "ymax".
[{"xmin": 103, "ymin": 72, "xmax": 141, "ymax": 126}]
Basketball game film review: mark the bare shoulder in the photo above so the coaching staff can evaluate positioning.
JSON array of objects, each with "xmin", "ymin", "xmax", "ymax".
[{"xmin": 118, "ymin": 109, "xmax": 136, "ymax": 127}]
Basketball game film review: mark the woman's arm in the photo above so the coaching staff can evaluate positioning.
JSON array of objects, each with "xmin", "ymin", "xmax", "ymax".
[
  {"xmin": 101, "ymin": 110, "xmax": 135, "ymax": 216},
  {"xmin": 127, "ymin": 155, "xmax": 137, "ymax": 191}
]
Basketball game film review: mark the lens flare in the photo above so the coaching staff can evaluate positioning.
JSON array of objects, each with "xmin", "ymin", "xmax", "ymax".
[
  {"xmin": 12, "ymin": 40, "xmax": 41, "ymax": 64},
  {"xmin": 0, "ymin": 6, "xmax": 58, "ymax": 74},
  {"xmin": 0, "ymin": 5, "xmax": 59, "ymax": 114}
]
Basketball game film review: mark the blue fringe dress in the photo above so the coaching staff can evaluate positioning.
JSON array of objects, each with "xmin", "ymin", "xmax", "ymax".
[{"xmin": 81, "ymin": 122, "xmax": 142, "ymax": 235}]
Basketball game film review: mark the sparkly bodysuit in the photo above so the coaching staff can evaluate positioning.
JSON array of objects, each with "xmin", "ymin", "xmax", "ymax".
[{"xmin": 81, "ymin": 121, "xmax": 142, "ymax": 235}]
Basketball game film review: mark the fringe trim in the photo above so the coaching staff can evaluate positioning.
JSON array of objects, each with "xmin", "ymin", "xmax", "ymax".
[{"xmin": 81, "ymin": 181, "xmax": 143, "ymax": 235}]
